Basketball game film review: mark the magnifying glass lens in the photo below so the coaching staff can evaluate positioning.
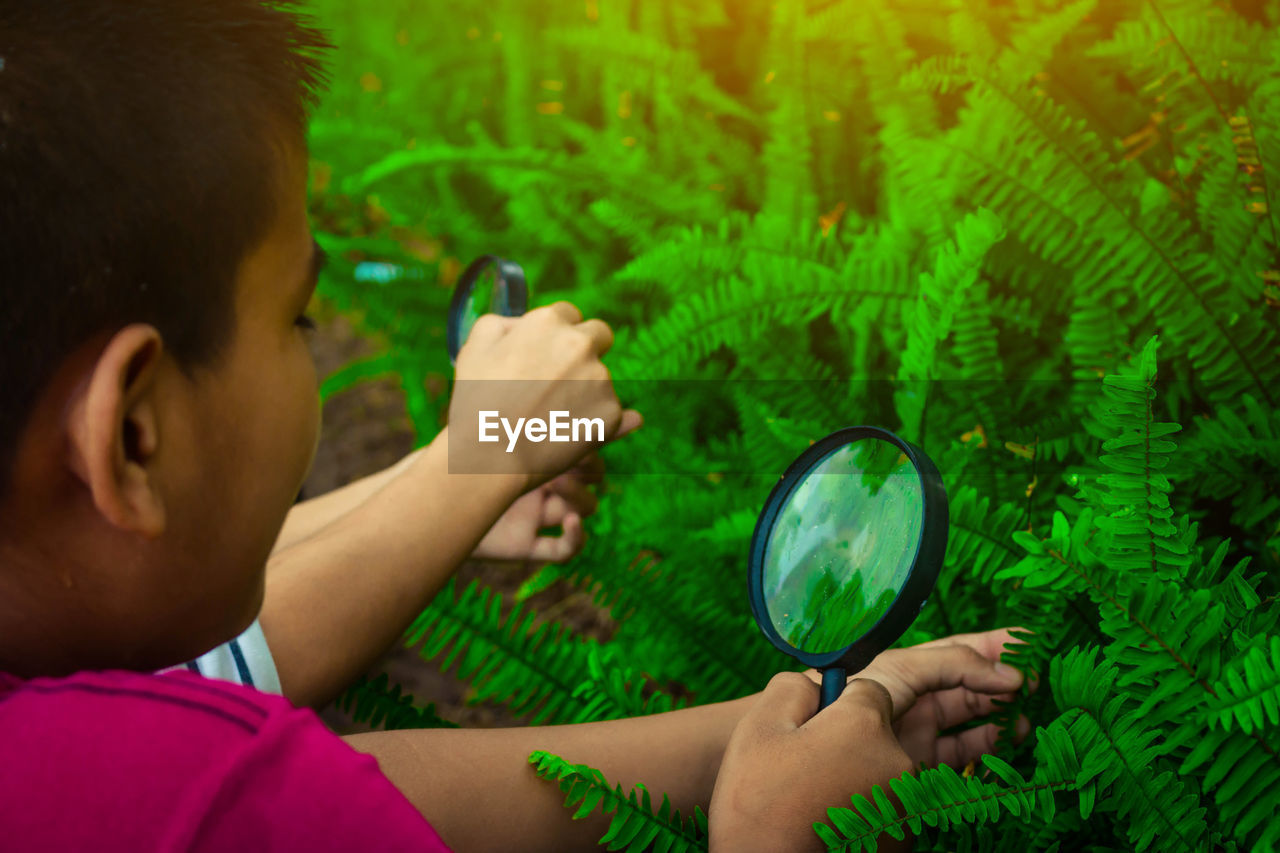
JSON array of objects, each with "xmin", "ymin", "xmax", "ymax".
[
  {"xmin": 762, "ymin": 438, "xmax": 924, "ymax": 655},
  {"xmin": 457, "ymin": 262, "xmax": 500, "ymax": 352},
  {"xmin": 448, "ymin": 256, "xmax": 529, "ymax": 363}
]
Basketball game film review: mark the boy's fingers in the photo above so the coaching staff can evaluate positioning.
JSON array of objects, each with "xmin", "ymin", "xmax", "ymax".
[
  {"xmin": 915, "ymin": 628, "xmax": 1024, "ymax": 661},
  {"xmin": 823, "ymin": 677, "xmax": 895, "ymax": 728},
  {"xmin": 1026, "ymin": 668, "xmax": 1041, "ymax": 694},
  {"xmin": 534, "ymin": 301, "xmax": 584, "ymax": 325},
  {"xmin": 538, "ymin": 493, "xmax": 572, "ymax": 528},
  {"xmin": 910, "ymin": 628, "xmax": 1038, "ymax": 693},
  {"xmin": 934, "ymin": 723, "xmax": 1002, "ymax": 769},
  {"xmin": 571, "ymin": 452, "xmax": 606, "ymax": 484},
  {"xmin": 870, "ymin": 644, "xmax": 1025, "ymax": 716},
  {"xmin": 805, "ymin": 678, "xmax": 899, "ymax": 748},
  {"xmin": 577, "ymin": 318, "xmax": 614, "ymax": 355},
  {"xmin": 750, "ymin": 672, "xmax": 820, "ymax": 732},
  {"xmin": 548, "ymin": 475, "xmax": 599, "ymax": 518},
  {"xmin": 1014, "ymin": 714, "xmax": 1032, "ymax": 743},
  {"xmin": 463, "ymin": 313, "xmax": 514, "ymax": 349},
  {"xmin": 913, "ymin": 686, "xmax": 1017, "ymax": 731},
  {"xmin": 529, "ymin": 512, "xmax": 584, "ymax": 563},
  {"xmin": 610, "ymin": 409, "xmax": 643, "ymax": 440}
]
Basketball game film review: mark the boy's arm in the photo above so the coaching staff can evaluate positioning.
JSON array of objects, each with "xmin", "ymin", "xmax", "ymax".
[
  {"xmin": 271, "ymin": 445, "xmax": 601, "ymax": 561},
  {"xmin": 260, "ymin": 303, "xmax": 637, "ymax": 709},
  {"xmin": 344, "ymin": 631, "xmax": 1027, "ymax": 853},
  {"xmin": 343, "ymin": 692, "xmax": 757, "ymax": 853},
  {"xmin": 258, "ymin": 426, "xmax": 526, "ymax": 708},
  {"xmin": 270, "ymin": 448, "xmax": 423, "ymax": 553}
]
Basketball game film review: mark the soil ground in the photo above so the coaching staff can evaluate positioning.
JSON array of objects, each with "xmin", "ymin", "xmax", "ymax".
[{"xmin": 304, "ymin": 312, "xmax": 615, "ymax": 732}]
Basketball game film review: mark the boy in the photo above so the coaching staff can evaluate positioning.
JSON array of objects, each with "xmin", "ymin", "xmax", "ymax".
[{"xmin": 0, "ymin": 2, "xmax": 1029, "ymax": 850}]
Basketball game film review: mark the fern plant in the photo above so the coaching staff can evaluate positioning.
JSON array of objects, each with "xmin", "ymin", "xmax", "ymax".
[
  {"xmin": 528, "ymin": 751, "xmax": 709, "ymax": 853},
  {"xmin": 305, "ymin": 0, "xmax": 1280, "ymax": 849}
]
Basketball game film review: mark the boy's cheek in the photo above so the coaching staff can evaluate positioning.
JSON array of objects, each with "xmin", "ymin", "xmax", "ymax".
[{"xmin": 296, "ymin": 388, "xmax": 322, "ymax": 484}]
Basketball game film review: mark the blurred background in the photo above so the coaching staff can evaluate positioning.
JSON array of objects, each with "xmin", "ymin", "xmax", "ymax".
[{"xmin": 297, "ymin": 1, "xmax": 1280, "ymax": 847}]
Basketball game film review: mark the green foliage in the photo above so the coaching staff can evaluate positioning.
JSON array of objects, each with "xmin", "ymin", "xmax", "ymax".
[
  {"xmin": 895, "ymin": 207, "xmax": 1007, "ymax": 440},
  {"xmin": 403, "ymin": 578, "xmax": 683, "ymax": 725},
  {"xmin": 1089, "ymin": 337, "xmax": 1189, "ymax": 578},
  {"xmin": 817, "ymin": 747, "xmax": 1077, "ymax": 852},
  {"xmin": 335, "ymin": 672, "xmax": 459, "ymax": 730},
  {"xmin": 305, "ymin": 0, "xmax": 1280, "ymax": 849},
  {"xmin": 1207, "ymin": 635, "xmax": 1280, "ymax": 736},
  {"xmin": 528, "ymin": 750, "xmax": 709, "ymax": 853}
]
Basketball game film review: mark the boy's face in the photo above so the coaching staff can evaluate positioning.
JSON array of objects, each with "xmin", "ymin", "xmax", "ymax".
[
  {"xmin": 44, "ymin": 134, "xmax": 322, "ymax": 668},
  {"xmin": 1, "ymin": 132, "xmax": 324, "ymax": 674},
  {"xmin": 162, "ymin": 134, "xmax": 323, "ymax": 653}
]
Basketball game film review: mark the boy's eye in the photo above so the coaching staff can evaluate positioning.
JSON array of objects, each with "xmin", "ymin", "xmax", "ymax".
[{"xmin": 295, "ymin": 314, "xmax": 317, "ymax": 331}]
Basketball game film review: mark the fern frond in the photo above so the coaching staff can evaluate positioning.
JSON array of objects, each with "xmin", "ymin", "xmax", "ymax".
[
  {"xmin": 606, "ymin": 572, "xmax": 781, "ymax": 703},
  {"xmin": 405, "ymin": 579, "xmax": 606, "ymax": 724},
  {"xmin": 998, "ymin": 508, "xmax": 1104, "ymax": 596},
  {"xmin": 347, "ymin": 142, "xmax": 708, "ymax": 225},
  {"xmin": 1205, "ymin": 634, "xmax": 1280, "ymax": 735},
  {"xmin": 1050, "ymin": 647, "xmax": 1209, "ymax": 852},
  {"xmin": 1088, "ymin": 336, "xmax": 1191, "ymax": 579},
  {"xmin": 844, "ymin": 0, "xmax": 949, "ymax": 242},
  {"xmin": 908, "ymin": 54, "xmax": 1280, "ymax": 407},
  {"xmin": 946, "ymin": 272, "xmax": 1003, "ymax": 377},
  {"xmin": 946, "ymin": 485, "xmax": 1025, "ymax": 586},
  {"xmin": 334, "ymin": 672, "xmax": 459, "ymax": 731},
  {"xmin": 758, "ymin": 0, "xmax": 816, "ymax": 225},
  {"xmin": 816, "ymin": 741, "xmax": 1078, "ymax": 852},
  {"xmin": 528, "ymin": 750, "xmax": 709, "ymax": 853},
  {"xmin": 611, "ymin": 216, "xmax": 916, "ymax": 378},
  {"xmin": 546, "ymin": 27, "xmax": 757, "ymax": 127},
  {"xmin": 896, "ymin": 207, "xmax": 1006, "ymax": 441},
  {"xmin": 1087, "ymin": 0, "xmax": 1275, "ymax": 138},
  {"xmin": 570, "ymin": 644, "xmax": 690, "ymax": 722},
  {"xmin": 1172, "ymin": 393, "xmax": 1280, "ymax": 536},
  {"xmin": 559, "ymin": 513, "xmax": 785, "ymax": 701},
  {"xmin": 1008, "ymin": 541, "xmax": 1280, "ymax": 847},
  {"xmin": 1176, "ymin": 721, "xmax": 1280, "ymax": 848}
]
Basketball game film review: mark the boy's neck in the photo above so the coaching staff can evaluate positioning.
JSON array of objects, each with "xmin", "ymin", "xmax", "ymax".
[
  {"xmin": 0, "ymin": 521, "xmax": 241, "ymax": 678},
  {"xmin": 0, "ymin": 545, "xmax": 131, "ymax": 678}
]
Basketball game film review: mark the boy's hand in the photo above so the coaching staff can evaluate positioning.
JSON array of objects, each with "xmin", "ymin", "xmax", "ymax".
[
  {"xmin": 709, "ymin": 674, "xmax": 913, "ymax": 853},
  {"xmin": 711, "ymin": 629, "xmax": 1028, "ymax": 852},
  {"xmin": 449, "ymin": 303, "xmax": 641, "ymax": 496},
  {"xmin": 471, "ymin": 457, "xmax": 602, "ymax": 562},
  {"xmin": 851, "ymin": 629, "xmax": 1031, "ymax": 768}
]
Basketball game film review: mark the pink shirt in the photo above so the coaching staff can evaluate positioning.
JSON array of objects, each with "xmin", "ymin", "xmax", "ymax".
[{"xmin": 0, "ymin": 668, "xmax": 452, "ymax": 851}]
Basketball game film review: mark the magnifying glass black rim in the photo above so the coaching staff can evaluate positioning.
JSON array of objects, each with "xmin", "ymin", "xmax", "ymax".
[
  {"xmin": 446, "ymin": 254, "xmax": 529, "ymax": 363},
  {"xmin": 747, "ymin": 425, "xmax": 948, "ymax": 672}
]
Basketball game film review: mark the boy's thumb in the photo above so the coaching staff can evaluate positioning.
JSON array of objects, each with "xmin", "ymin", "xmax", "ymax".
[
  {"xmin": 611, "ymin": 408, "xmax": 643, "ymax": 441},
  {"xmin": 830, "ymin": 677, "xmax": 895, "ymax": 727},
  {"xmin": 750, "ymin": 672, "xmax": 821, "ymax": 731}
]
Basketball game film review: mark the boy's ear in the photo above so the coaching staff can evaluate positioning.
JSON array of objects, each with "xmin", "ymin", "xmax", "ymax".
[{"xmin": 65, "ymin": 324, "xmax": 168, "ymax": 538}]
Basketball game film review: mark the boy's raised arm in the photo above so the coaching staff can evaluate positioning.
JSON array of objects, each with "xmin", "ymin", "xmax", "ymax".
[
  {"xmin": 258, "ymin": 303, "xmax": 640, "ymax": 708},
  {"xmin": 258, "ymin": 426, "xmax": 526, "ymax": 708},
  {"xmin": 270, "ymin": 445, "xmax": 603, "ymax": 564},
  {"xmin": 270, "ymin": 447, "xmax": 424, "ymax": 553}
]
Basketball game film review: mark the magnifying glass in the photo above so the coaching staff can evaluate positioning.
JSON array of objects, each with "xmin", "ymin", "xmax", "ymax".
[
  {"xmin": 747, "ymin": 426, "xmax": 948, "ymax": 711},
  {"xmin": 447, "ymin": 255, "xmax": 528, "ymax": 364}
]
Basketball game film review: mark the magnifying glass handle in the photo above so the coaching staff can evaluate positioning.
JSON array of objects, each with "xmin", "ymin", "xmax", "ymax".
[{"xmin": 818, "ymin": 666, "xmax": 846, "ymax": 711}]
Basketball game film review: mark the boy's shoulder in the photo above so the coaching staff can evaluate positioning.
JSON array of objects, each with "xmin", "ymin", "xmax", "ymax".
[
  {"xmin": 0, "ymin": 667, "xmax": 286, "ymax": 751},
  {"xmin": 0, "ymin": 669, "xmax": 451, "ymax": 851}
]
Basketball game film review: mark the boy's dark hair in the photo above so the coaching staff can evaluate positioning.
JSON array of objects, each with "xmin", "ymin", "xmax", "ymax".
[{"xmin": 0, "ymin": 1, "xmax": 333, "ymax": 491}]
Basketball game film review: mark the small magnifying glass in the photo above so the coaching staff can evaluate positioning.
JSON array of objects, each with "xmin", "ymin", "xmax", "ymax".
[
  {"xmin": 447, "ymin": 255, "xmax": 529, "ymax": 364},
  {"xmin": 747, "ymin": 426, "xmax": 948, "ymax": 711}
]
